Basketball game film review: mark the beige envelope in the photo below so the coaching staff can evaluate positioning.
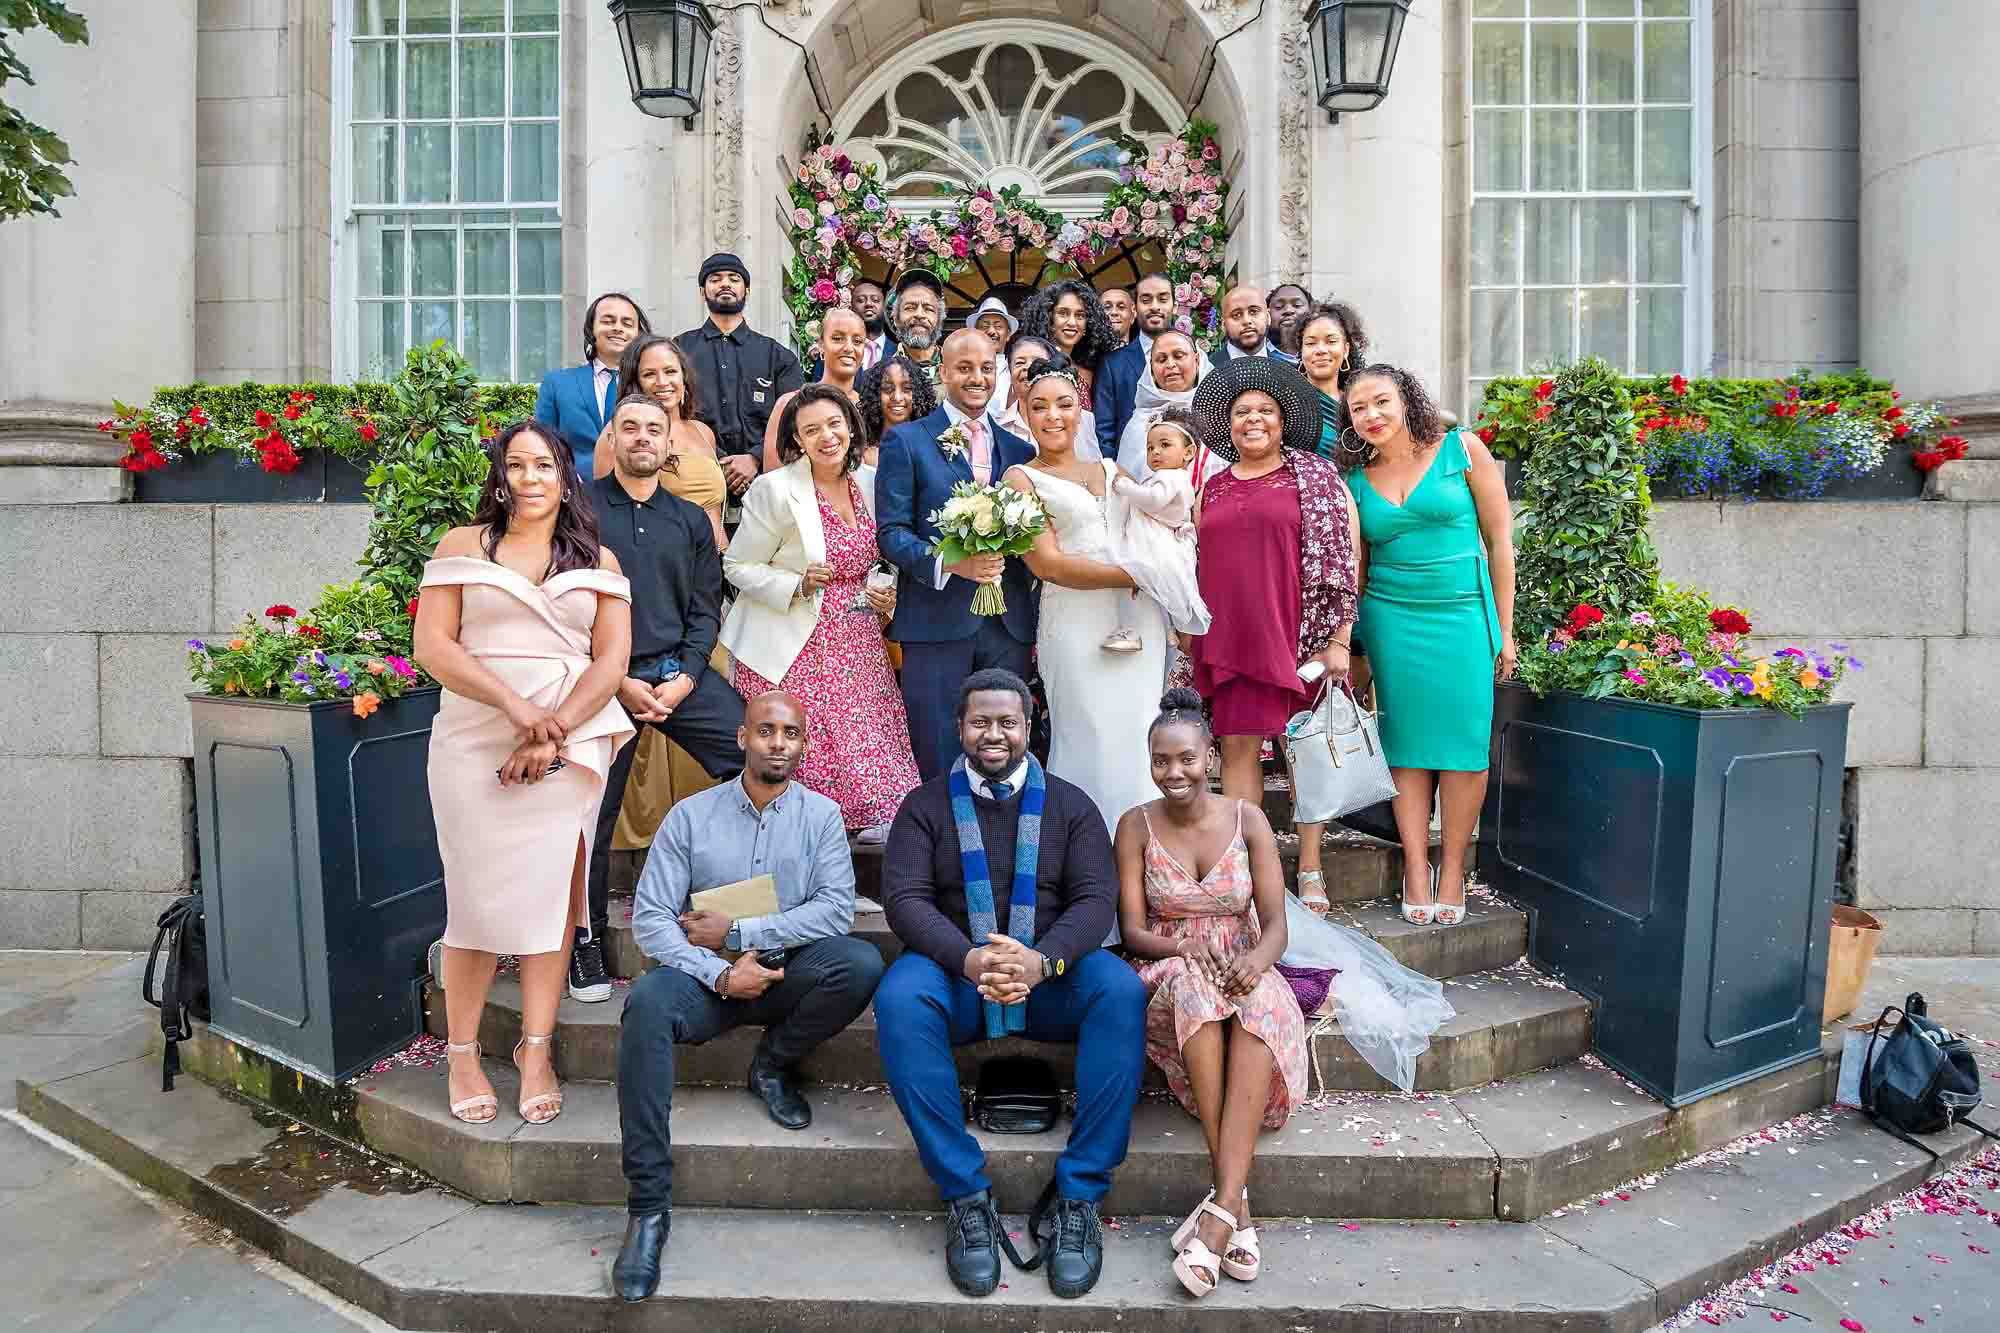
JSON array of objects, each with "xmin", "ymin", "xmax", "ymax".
[{"xmin": 689, "ymin": 873, "xmax": 779, "ymax": 921}]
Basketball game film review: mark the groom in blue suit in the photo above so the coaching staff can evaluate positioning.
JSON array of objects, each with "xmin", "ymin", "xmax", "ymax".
[{"xmin": 876, "ymin": 328, "xmax": 1040, "ymax": 779}]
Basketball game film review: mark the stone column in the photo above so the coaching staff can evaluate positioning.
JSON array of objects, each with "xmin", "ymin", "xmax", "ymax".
[
  {"xmin": 1858, "ymin": 0, "xmax": 2000, "ymax": 497},
  {"xmin": 0, "ymin": 0, "xmax": 198, "ymax": 502}
]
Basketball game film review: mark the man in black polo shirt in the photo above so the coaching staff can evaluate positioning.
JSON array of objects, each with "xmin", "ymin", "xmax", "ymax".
[
  {"xmin": 574, "ymin": 393, "xmax": 745, "ymax": 1002},
  {"xmin": 675, "ymin": 252, "xmax": 804, "ymax": 512}
]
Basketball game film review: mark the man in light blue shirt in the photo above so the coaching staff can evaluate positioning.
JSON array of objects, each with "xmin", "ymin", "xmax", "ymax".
[{"xmin": 612, "ymin": 691, "xmax": 885, "ymax": 1301}]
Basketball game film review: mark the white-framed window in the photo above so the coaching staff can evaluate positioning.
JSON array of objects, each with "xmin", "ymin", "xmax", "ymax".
[
  {"xmin": 1467, "ymin": 0, "xmax": 1702, "ymax": 402},
  {"xmin": 340, "ymin": 0, "xmax": 563, "ymax": 382}
]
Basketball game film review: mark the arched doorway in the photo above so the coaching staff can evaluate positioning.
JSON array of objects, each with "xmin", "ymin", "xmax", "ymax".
[{"xmin": 827, "ymin": 20, "xmax": 1194, "ymax": 314}]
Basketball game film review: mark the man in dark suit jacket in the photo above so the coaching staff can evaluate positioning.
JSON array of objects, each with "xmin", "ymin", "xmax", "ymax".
[
  {"xmin": 874, "ymin": 669, "xmax": 1145, "ymax": 1301},
  {"xmin": 875, "ymin": 328, "xmax": 1039, "ymax": 778},
  {"xmin": 1092, "ymin": 272, "xmax": 1176, "ymax": 454},
  {"xmin": 1207, "ymin": 283, "xmax": 1299, "ymax": 370},
  {"xmin": 533, "ymin": 291, "xmax": 650, "ymax": 477}
]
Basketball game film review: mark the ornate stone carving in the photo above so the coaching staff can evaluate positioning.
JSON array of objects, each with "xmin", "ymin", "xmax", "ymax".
[
  {"xmin": 711, "ymin": 13, "xmax": 746, "ymax": 252},
  {"xmin": 1276, "ymin": 13, "xmax": 1314, "ymax": 282}
]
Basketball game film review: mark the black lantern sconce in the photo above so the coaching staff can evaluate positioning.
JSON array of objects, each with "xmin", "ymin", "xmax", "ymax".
[
  {"xmin": 1300, "ymin": 0, "xmax": 1412, "ymax": 123},
  {"xmin": 610, "ymin": 0, "xmax": 831, "ymax": 131}
]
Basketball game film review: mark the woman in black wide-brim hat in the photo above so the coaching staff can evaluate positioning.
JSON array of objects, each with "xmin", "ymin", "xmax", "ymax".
[{"xmin": 1186, "ymin": 355, "xmax": 1361, "ymax": 916}]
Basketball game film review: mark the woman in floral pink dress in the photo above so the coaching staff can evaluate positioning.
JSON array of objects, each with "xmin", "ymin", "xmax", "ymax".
[
  {"xmin": 721, "ymin": 385, "xmax": 920, "ymax": 836},
  {"xmin": 1115, "ymin": 687, "xmax": 1307, "ymax": 1299}
]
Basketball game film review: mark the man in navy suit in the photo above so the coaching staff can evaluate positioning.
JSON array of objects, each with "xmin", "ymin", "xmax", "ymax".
[
  {"xmin": 1092, "ymin": 273, "xmax": 1176, "ymax": 455},
  {"xmin": 1207, "ymin": 284, "xmax": 1299, "ymax": 370},
  {"xmin": 875, "ymin": 328, "xmax": 1039, "ymax": 779},
  {"xmin": 533, "ymin": 292, "xmax": 650, "ymax": 478}
]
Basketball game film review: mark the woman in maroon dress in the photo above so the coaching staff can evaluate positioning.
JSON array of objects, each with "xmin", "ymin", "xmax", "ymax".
[{"xmin": 1188, "ymin": 358, "xmax": 1361, "ymax": 914}]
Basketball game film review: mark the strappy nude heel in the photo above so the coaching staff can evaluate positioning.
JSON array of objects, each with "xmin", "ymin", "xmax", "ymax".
[
  {"xmin": 513, "ymin": 1032, "xmax": 563, "ymax": 1125},
  {"xmin": 444, "ymin": 1040, "xmax": 497, "ymax": 1124},
  {"xmin": 1173, "ymin": 1197, "xmax": 1241, "ymax": 1298}
]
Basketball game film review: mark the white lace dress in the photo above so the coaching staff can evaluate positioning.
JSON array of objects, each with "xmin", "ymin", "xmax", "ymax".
[{"xmin": 1016, "ymin": 459, "xmax": 1169, "ymax": 835}]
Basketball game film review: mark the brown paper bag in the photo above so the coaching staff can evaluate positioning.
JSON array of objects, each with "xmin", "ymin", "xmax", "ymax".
[{"xmin": 1822, "ymin": 904, "xmax": 1883, "ymax": 1024}]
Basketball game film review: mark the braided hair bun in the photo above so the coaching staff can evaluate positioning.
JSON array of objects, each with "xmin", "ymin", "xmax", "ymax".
[{"xmin": 1150, "ymin": 687, "xmax": 1211, "ymax": 740}]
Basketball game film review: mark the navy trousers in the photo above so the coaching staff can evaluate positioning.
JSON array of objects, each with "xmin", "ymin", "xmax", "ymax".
[
  {"xmin": 873, "ymin": 948, "xmax": 1147, "ymax": 1205},
  {"xmin": 898, "ymin": 620, "xmax": 1033, "ymax": 781}
]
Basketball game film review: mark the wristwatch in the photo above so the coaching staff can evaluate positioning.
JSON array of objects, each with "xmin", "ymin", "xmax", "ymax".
[
  {"xmin": 1040, "ymin": 952, "xmax": 1064, "ymax": 981},
  {"xmin": 723, "ymin": 924, "xmax": 743, "ymax": 953}
]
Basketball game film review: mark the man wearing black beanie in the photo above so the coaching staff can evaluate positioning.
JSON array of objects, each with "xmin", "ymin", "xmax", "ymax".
[{"xmin": 675, "ymin": 252, "xmax": 805, "ymax": 505}]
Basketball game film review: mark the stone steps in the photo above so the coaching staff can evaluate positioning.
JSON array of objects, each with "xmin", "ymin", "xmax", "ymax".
[{"xmin": 29, "ymin": 1044, "xmax": 1983, "ymax": 1332}]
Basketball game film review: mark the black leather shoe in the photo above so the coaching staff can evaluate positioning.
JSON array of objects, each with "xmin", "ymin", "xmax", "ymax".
[
  {"xmin": 944, "ymin": 1189, "xmax": 1002, "ymax": 1297},
  {"xmin": 1045, "ymin": 1196, "xmax": 1103, "ymax": 1299},
  {"xmin": 747, "ymin": 1054, "xmax": 811, "ymax": 1130},
  {"xmin": 612, "ymin": 1212, "xmax": 669, "ymax": 1302}
]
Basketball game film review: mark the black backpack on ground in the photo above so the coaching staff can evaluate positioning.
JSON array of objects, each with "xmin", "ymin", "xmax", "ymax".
[
  {"xmin": 142, "ymin": 892, "xmax": 210, "ymax": 1092},
  {"xmin": 1860, "ymin": 992, "xmax": 2000, "ymax": 1159}
]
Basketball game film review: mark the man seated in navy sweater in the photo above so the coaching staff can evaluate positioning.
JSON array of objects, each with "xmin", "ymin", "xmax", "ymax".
[{"xmin": 874, "ymin": 668, "xmax": 1146, "ymax": 1302}]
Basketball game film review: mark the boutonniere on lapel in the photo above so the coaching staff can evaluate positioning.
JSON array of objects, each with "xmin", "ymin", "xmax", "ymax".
[{"xmin": 937, "ymin": 422, "xmax": 974, "ymax": 462}]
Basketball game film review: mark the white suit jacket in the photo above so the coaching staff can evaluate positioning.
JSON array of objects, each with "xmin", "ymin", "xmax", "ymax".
[{"xmin": 720, "ymin": 457, "xmax": 878, "ymax": 683}]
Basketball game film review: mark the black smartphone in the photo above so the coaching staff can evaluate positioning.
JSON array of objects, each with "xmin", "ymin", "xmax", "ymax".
[{"xmin": 750, "ymin": 947, "xmax": 791, "ymax": 970}]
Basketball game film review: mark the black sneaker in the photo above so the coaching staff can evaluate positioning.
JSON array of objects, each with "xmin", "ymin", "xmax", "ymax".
[
  {"xmin": 1044, "ymin": 1196, "xmax": 1103, "ymax": 1299},
  {"xmin": 568, "ymin": 931, "xmax": 612, "ymax": 1003},
  {"xmin": 944, "ymin": 1189, "xmax": 1002, "ymax": 1298}
]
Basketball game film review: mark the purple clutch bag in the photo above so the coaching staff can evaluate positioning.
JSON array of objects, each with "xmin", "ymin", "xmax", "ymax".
[{"xmin": 1276, "ymin": 963, "xmax": 1339, "ymax": 1017}]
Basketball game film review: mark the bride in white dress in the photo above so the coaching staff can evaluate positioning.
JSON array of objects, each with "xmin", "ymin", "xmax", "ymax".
[{"xmin": 1001, "ymin": 360, "xmax": 1169, "ymax": 832}]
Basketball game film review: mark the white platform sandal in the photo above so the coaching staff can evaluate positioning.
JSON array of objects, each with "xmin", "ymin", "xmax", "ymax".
[{"xmin": 1173, "ymin": 1197, "xmax": 1250, "ymax": 1298}]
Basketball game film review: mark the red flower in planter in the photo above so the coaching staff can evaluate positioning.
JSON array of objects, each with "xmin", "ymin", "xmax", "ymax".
[
  {"xmin": 1882, "ymin": 406, "xmax": 1904, "ymax": 421},
  {"xmin": 282, "ymin": 403, "xmax": 302, "ymax": 421},
  {"xmin": 358, "ymin": 422, "xmax": 379, "ymax": 443},
  {"xmin": 265, "ymin": 605, "xmax": 297, "ymax": 620},
  {"xmin": 406, "ymin": 596, "xmax": 421, "ymax": 619},
  {"xmin": 296, "ymin": 624, "xmax": 323, "ymax": 640},
  {"xmin": 1669, "ymin": 374, "xmax": 1689, "ymax": 396},
  {"xmin": 1708, "ymin": 607, "xmax": 1752, "ymax": 635},
  {"xmin": 254, "ymin": 409, "xmax": 275, "ymax": 429},
  {"xmin": 1913, "ymin": 450, "xmax": 1946, "ymax": 471},
  {"xmin": 1820, "ymin": 400, "xmax": 1840, "ymax": 415},
  {"xmin": 1534, "ymin": 379, "xmax": 1555, "ymax": 401},
  {"xmin": 1893, "ymin": 423, "xmax": 1912, "ymax": 438},
  {"xmin": 1477, "ymin": 425, "xmax": 1497, "ymax": 446},
  {"xmin": 188, "ymin": 406, "xmax": 209, "ymax": 427},
  {"xmin": 1938, "ymin": 435, "xmax": 1969, "ymax": 461},
  {"xmin": 1534, "ymin": 403, "xmax": 1554, "ymax": 421},
  {"xmin": 1565, "ymin": 603, "xmax": 1605, "ymax": 636}
]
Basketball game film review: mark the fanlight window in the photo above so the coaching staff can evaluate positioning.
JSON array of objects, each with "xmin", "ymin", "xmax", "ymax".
[{"xmin": 838, "ymin": 37, "xmax": 1179, "ymax": 211}]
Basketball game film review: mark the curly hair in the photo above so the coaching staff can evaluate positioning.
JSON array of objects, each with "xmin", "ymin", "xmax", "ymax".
[
  {"xmin": 1017, "ymin": 280, "xmax": 1117, "ymax": 374},
  {"xmin": 1337, "ymin": 362, "xmax": 1446, "ymax": 469},
  {"xmin": 616, "ymin": 333, "xmax": 698, "ymax": 421},
  {"xmin": 775, "ymin": 382, "xmax": 868, "ymax": 475},
  {"xmin": 856, "ymin": 354, "xmax": 939, "ymax": 447},
  {"xmin": 473, "ymin": 420, "xmax": 603, "ymax": 577},
  {"xmin": 1290, "ymin": 300, "xmax": 1369, "ymax": 375}
]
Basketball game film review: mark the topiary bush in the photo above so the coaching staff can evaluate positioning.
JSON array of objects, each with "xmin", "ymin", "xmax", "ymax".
[{"xmin": 355, "ymin": 342, "xmax": 497, "ymax": 601}]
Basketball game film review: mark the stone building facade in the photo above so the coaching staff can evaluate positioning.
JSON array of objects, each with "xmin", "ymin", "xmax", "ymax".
[{"xmin": 0, "ymin": 0, "xmax": 1996, "ymax": 950}]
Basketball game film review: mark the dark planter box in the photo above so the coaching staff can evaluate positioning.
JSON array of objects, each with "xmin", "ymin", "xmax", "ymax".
[
  {"xmin": 136, "ymin": 450, "xmax": 370, "ymax": 504},
  {"xmin": 190, "ymin": 687, "xmax": 444, "ymax": 1084},
  {"xmin": 1502, "ymin": 456, "xmax": 1926, "ymax": 502},
  {"xmin": 1476, "ymin": 682, "xmax": 1850, "ymax": 1107}
]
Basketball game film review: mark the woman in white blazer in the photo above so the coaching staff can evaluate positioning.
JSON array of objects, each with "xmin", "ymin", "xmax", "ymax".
[{"xmin": 721, "ymin": 383, "xmax": 921, "ymax": 839}]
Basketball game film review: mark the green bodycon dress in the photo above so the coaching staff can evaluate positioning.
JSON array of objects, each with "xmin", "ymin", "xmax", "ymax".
[{"xmin": 1350, "ymin": 429, "xmax": 1500, "ymax": 772}]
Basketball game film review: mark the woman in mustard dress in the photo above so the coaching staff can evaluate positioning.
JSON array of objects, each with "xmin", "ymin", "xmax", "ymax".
[{"xmin": 1342, "ymin": 365, "xmax": 1516, "ymax": 928}]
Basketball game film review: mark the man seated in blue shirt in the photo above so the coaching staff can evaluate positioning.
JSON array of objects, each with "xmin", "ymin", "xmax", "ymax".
[{"xmin": 612, "ymin": 690, "xmax": 885, "ymax": 1301}]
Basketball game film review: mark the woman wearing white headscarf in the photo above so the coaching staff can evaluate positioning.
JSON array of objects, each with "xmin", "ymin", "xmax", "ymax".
[{"xmin": 1116, "ymin": 329, "xmax": 1213, "ymax": 483}]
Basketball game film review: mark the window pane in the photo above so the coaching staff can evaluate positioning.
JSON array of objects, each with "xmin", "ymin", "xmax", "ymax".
[
  {"xmin": 1580, "ymin": 199, "xmax": 1629, "ymax": 282},
  {"xmin": 1473, "ymin": 110, "xmax": 1524, "ymax": 190},
  {"xmin": 1524, "ymin": 199, "xmax": 1572, "ymax": 283},
  {"xmin": 1470, "ymin": 290, "xmax": 1520, "ymax": 376},
  {"xmin": 1637, "ymin": 199, "xmax": 1684, "ymax": 282},
  {"xmin": 358, "ymin": 301, "xmax": 405, "ymax": 378},
  {"xmin": 511, "ymin": 122, "xmax": 558, "ymax": 202},
  {"xmin": 1472, "ymin": 0, "xmax": 1526, "ymax": 15},
  {"xmin": 1644, "ymin": 21, "xmax": 1692, "ymax": 103},
  {"xmin": 457, "ymin": 124, "xmax": 504, "ymax": 201},
  {"xmin": 514, "ymin": 0, "xmax": 560, "ymax": 32},
  {"xmin": 357, "ymin": 216, "xmax": 405, "ymax": 296},
  {"xmin": 1587, "ymin": 108, "xmax": 1635, "ymax": 189},
  {"xmin": 1642, "ymin": 108, "xmax": 1692, "ymax": 189},
  {"xmin": 1530, "ymin": 109, "xmax": 1580, "ymax": 190},
  {"xmin": 1587, "ymin": 23, "xmax": 1636, "ymax": 103},
  {"xmin": 518, "ymin": 228, "xmax": 561, "ymax": 294},
  {"xmin": 1472, "ymin": 22, "xmax": 1524, "ymax": 105},
  {"xmin": 514, "ymin": 38, "xmax": 559, "ymax": 117},
  {"xmin": 464, "ymin": 230, "xmax": 509, "ymax": 295},
  {"xmin": 352, "ymin": 41, "xmax": 397, "ymax": 120},
  {"xmin": 518, "ymin": 301, "xmax": 562, "ymax": 383},
  {"xmin": 1580, "ymin": 287, "xmax": 1629, "ymax": 365},
  {"xmin": 1470, "ymin": 199, "xmax": 1520, "ymax": 286},
  {"xmin": 412, "ymin": 230, "xmax": 455, "ymax": 295},
  {"xmin": 413, "ymin": 300, "xmax": 455, "ymax": 347},
  {"xmin": 405, "ymin": 124, "xmax": 451, "ymax": 201},
  {"xmin": 1530, "ymin": 22, "xmax": 1577, "ymax": 104},
  {"xmin": 406, "ymin": 41, "xmax": 451, "ymax": 119},
  {"xmin": 461, "ymin": 0, "xmax": 505, "ymax": 34},
  {"xmin": 1523, "ymin": 289, "xmax": 1574, "ymax": 368},
  {"xmin": 1531, "ymin": 0, "xmax": 1580, "ymax": 13},
  {"xmin": 459, "ymin": 39, "xmax": 504, "ymax": 117},
  {"xmin": 352, "ymin": 125, "xmax": 396, "ymax": 203},
  {"xmin": 406, "ymin": 0, "xmax": 450, "ymax": 36},
  {"xmin": 464, "ymin": 302, "xmax": 512, "ymax": 380},
  {"xmin": 1637, "ymin": 287, "xmax": 1684, "ymax": 371},
  {"xmin": 1643, "ymin": 0, "xmax": 1691, "ymax": 15},
  {"xmin": 1588, "ymin": 0, "xmax": 1635, "ymax": 14},
  {"xmin": 351, "ymin": 1, "xmax": 398, "ymax": 36}
]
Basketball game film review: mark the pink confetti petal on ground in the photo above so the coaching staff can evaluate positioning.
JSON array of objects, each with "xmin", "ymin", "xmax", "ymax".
[
  {"xmin": 1340, "ymin": 1223, "xmax": 1360, "ymax": 1231},
  {"xmin": 1971, "ymin": 1244, "xmax": 1991, "ymax": 1254},
  {"xmin": 1840, "ymin": 1319, "xmax": 1865, "ymax": 1332},
  {"xmin": 1779, "ymin": 1283, "xmax": 1800, "ymax": 1294}
]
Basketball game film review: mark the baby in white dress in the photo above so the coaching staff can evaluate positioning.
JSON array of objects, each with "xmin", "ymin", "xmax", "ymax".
[{"xmin": 1102, "ymin": 409, "xmax": 1213, "ymax": 652}]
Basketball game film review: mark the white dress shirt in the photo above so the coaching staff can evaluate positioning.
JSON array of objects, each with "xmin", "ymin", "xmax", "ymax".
[{"xmin": 969, "ymin": 757, "xmax": 1030, "ymax": 801}]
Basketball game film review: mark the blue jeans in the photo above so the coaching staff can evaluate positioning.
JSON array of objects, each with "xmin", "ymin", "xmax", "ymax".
[{"xmin": 873, "ymin": 948, "xmax": 1148, "ymax": 1204}]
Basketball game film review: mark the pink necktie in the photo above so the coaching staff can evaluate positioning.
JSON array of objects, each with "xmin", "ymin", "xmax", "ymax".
[{"xmin": 967, "ymin": 416, "xmax": 991, "ymax": 483}]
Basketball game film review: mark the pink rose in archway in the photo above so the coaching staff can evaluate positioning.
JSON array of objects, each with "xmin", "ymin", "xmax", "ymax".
[{"xmin": 810, "ymin": 277, "xmax": 839, "ymax": 303}]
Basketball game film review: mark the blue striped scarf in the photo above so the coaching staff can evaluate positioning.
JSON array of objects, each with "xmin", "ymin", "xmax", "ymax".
[{"xmin": 948, "ymin": 754, "xmax": 1045, "ymax": 1038}]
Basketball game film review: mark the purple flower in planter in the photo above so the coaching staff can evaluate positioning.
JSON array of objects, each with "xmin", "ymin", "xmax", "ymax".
[
  {"xmin": 1828, "ymin": 642, "xmax": 1849, "ymax": 652},
  {"xmin": 1547, "ymin": 639, "xmax": 1567, "ymax": 655},
  {"xmin": 1732, "ymin": 674, "xmax": 1757, "ymax": 696},
  {"xmin": 312, "ymin": 650, "xmax": 328, "ymax": 668},
  {"xmin": 332, "ymin": 669, "xmax": 354, "ymax": 691},
  {"xmin": 186, "ymin": 638, "xmax": 207, "ymax": 653},
  {"xmin": 1846, "ymin": 655, "xmax": 1865, "ymax": 671},
  {"xmin": 1678, "ymin": 653, "xmax": 1698, "ymax": 668},
  {"xmin": 1702, "ymin": 666, "xmax": 1733, "ymax": 690},
  {"xmin": 290, "ymin": 670, "xmax": 311, "ymax": 686},
  {"xmin": 1722, "ymin": 653, "xmax": 1741, "ymax": 668},
  {"xmin": 1774, "ymin": 647, "xmax": 1804, "ymax": 658}
]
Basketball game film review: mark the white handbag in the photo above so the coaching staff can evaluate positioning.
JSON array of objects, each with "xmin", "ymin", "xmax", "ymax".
[{"xmin": 1282, "ymin": 680, "xmax": 1398, "ymax": 823}]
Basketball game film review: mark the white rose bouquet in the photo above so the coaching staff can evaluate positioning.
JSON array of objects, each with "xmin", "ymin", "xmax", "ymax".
[{"xmin": 927, "ymin": 480, "xmax": 1047, "ymax": 616}]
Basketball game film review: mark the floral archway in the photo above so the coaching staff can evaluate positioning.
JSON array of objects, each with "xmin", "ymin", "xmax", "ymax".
[{"xmin": 781, "ymin": 120, "xmax": 1230, "ymax": 357}]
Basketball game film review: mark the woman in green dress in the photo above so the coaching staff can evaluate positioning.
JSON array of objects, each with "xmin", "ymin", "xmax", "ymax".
[{"xmin": 1341, "ymin": 365, "xmax": 1516, "ymax": 927}]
